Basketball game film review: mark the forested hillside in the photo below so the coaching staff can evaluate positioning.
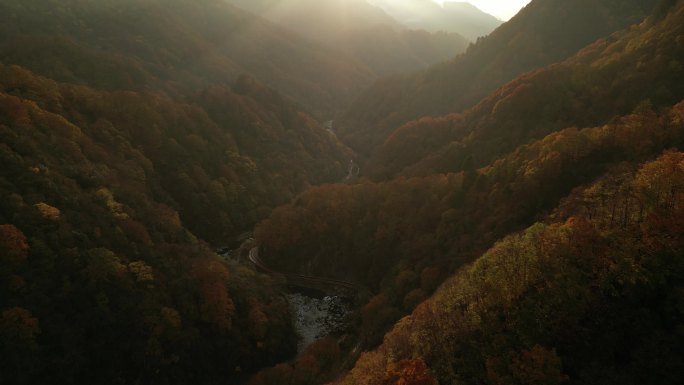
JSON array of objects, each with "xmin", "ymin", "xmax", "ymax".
[
  {"xmin": 2, "ymin": 0, "xmax": 684, "ymax": 384},
  {"xmin": 339, "ymin": 0, "xmax": 657, "ymax": 155},
  {"xmin": 256, "ymin": 100, "xmax": 684, "ymax": 349},
  {"xmin": 0, "ymin": 0, "xmax": 375, "ymax": 117},
  {"xmin": 338, "ymin": 149, "xmax": 684, "ymax": 385},
  {"xmin": 0, "ymin": 1, "xmax": 362, "ymax": 383},
  {"xmin": 369, "ymin": 0, "xmax": 684, "ymax": 179},
  {"xmin": 0, "ymin": 65, "xmax": 308, "ymax": 384},
  {"xmin": 249, "ymin": 2, "xmax": 684, "ymax": 383}
]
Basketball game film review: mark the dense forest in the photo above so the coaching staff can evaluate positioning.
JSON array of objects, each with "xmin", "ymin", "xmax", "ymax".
[
  {"xmin": 0, "ymin": 62, "xmax": 350, "ymax": 383},
  {"xmin": 0, "ymin": 0, "xmax": 362, "ymax": 382},
  {"xmin": 2, "ymin": 0, "xmax": 684, "ymax": 384},
  {"xmin": 367, "ymin": 0, "xmax": 684, "ymax": 179},
  {"xmin": 0, "ymin": 0, "xmax": 378, "ymax": 117}
]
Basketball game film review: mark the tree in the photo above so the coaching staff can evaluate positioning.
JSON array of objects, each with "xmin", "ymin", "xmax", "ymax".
[
  {"xmin": 0, "ymin": 307, "xmax": 41, "ymax": 385},
  {"xmin": 384, "ymin": 359, "xmax": 438, "ymax": 385},
  {"xmin": 0, "ymin": 224, "xmax": 28, "ymax": 265}
]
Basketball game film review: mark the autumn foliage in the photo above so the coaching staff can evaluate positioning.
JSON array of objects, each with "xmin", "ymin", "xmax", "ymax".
[
  {"xmin": 2, "ymin": 1, "xmax": 684, "ymax": 385},
  {"xmin": 337, "ymin": 151, "xmax": 684, "ymax": 385},
  {"xmin": 0, "ymin": 224, "xmax": 28, "ymax": 264}
]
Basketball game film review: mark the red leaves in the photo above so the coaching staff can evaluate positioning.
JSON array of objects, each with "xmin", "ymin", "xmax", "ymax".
[
  {"xmin": 0, "ymin": 224, "xmax": 28, "ymax": 265},
  {"xmin": 384, "ymin": 359, "xmax": 438, "ymax": 385}
]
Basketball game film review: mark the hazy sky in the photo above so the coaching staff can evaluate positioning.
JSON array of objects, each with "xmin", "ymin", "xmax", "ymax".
[{"xmin": 434, "ymin": 0, "xmax": 532, "ymax": 21}]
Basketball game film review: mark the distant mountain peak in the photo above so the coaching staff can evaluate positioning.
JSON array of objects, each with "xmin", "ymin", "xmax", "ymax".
[
  {"xmin": 443, "ymin": 2, "xmax": 502, "ymax": 21},
  {"xmin": 369, "ymin": 0, "xmax": 502, "ymax": 40},
  {"xmin": 442, "ymin": 2, "xmax": 481, "ymax": 11}
]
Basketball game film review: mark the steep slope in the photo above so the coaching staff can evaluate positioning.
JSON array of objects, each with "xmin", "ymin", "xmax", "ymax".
[
  {"xmin": 338, "ymin": 151, "xmax": 684, "ymax": 385},
  {"xmin": 226, "ymin": 0, "xmax": 470, "ymax": 75},
  {"xmin": 369, "ymin": 0, "xmax": 502, "ymax": 40},
  {"xmin": 0, "ymin": 2, "xmax": 375, "ymax": 383},
  {"xmin": 0, "ymin": 65, "xmax": 353, "ymax": 243},
  {"xmin": 0, "ymin": 66, "xmax": 312, "ymax": 384},
  {"xmin": 254, "ymin": 102, "xmax": 684, "ymax": 352},
  {"xmin": 0, "ymin": 0, "xmax": 375, "ymax": 117},
  {"xmin": 372, "ymin": 0, "xmax": 684, "ymax": 179},
  {"xmin": 339, "ymin": 0, "xmax": 656, "ymax": 155}
]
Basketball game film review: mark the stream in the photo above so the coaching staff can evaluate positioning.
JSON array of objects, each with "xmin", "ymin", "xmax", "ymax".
[
  {"xmin": 217, "ymin": 246, "xmax": 353, "ymax": 355},
  {"xmin": 287, "ymin": 290, "xmax": 352, "ymax": 354}
]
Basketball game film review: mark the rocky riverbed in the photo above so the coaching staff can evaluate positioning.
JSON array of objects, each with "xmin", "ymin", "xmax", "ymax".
[{"xmin": 287, "ymin": 292, "xmax": 352, "ymax": 354}]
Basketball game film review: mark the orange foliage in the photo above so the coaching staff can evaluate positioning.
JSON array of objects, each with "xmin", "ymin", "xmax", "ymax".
[
  {"xmin": 119, "ymin": 218, "xmax": 153, "ymax": 246},
  {"xmin": 248, "ymin": 298, "xmax": 269, "ymax": 340},
  {"xmin": 34, "ymin": 202, "xmax": 60, "ymax": 221},
  {"xmin": 0, "ymin": 307, "xmax": 40, "ymax": 341},
  {"xmin": 384, "ymin": 359, "xmax": 438, "ymax": 385},
  {"xmin": 190, "ymin": 259, "xmax": 235, "ymax": 330},
  {"xmin": 0, "ymin": 224, "xmax": 28, "ymax": 264}
]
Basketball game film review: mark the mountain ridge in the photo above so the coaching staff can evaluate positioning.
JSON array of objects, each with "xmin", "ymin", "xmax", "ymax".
[
  {"xmin": 338, "ymin": 0, "xmax": 657, "ymax": 156},
  {"xmin": 225, "ymin": 0, "xmax": 471, "ymax": 76},
  {"xmin": 369, "ymin": 0, "xmax": 502, "ymax": 40},
  {"xmin": 370, "ymin": 0, "xmax": 684, "ymax": 179}
]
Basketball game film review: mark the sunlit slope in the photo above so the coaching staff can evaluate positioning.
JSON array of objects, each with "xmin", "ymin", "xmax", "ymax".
[
  {"xmin": 0, "ymin": 0, "xmax": 375, "ymax": 116},
  {"xmin": 249, "ymin": 4, "xmax": 684, "ymax": 383},
  {"xmin": 337, "ymin": 149, "xmax": 684, "ymax": 385},
  {"xmin": 339, "ymin": 0, "xmax": 656, "ymax": 155},
  {"xmin": 371, "ymin": 0, "xmax": 684, "ymax": 179},
  {"xmin": 226, "ymin": 0, "xmax": 470, "ymax": 75},
  {"xmin": 255, "ymin": 101, "xmax": 684, "ymax": 328},
  {"xmin": 227, "ymin": 0, "xmax": 402, "ymax": 41}
]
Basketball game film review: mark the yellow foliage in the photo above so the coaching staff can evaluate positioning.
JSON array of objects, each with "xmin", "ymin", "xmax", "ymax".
[
  {"xmin": 34, "ymin": 202, "xmax": 60, "ymax": 221},
  {"xmin": 96, "ymin": 188, "xmax": 128, "ymax": 219},
  {"xmin": 128, "ymin": 261, "xmax": 155, "ymax": 282}
]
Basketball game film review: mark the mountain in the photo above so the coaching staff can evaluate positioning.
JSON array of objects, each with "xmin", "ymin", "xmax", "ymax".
[
  {"xmin": 254, "ymin": 102, "xmax": 684, "ymax": 385},
  {"xmin": 0, "ymin": 0, "xmax": 376, "ymax": 117},
  {"xmin": 0, "ymin": 64, "xmax": 319, "ymax": 384},
  {"xmin": 370, "ymin": 0, "xmax": 684, "ymax": 179},
  {"xmin": 337, "ymin": 149, "xmax": 684, "ymax": 385},
  {"xmin": 332, "ymin": 25, "xmax": 469, "ymax": 74},
  {"xmin": 0, "ymin": 1, "xmax": 366, "ymax": 383},
  {"xmin": 339, "ymin": 0, "xmax": 657, "ymax": 156},
  {"xmin": 248, "ymin": 1, "xmax": 684, "ymax": 383},
  {"xmin": 227, "ymin": 0, "xmax": 402, "ymax": 42},
  {"xmin": 226, "ymin": 0, "xmax": 470, "ymax": 75},
  {"xmin": 369, "ymin": 0, "xmax": 502, "ymax": 41},
  {"xmin": 3, "ymin": 0, "xmax": 684, "ymax": 384}
]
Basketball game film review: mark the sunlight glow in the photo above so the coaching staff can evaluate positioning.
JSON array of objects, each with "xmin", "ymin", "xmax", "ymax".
[{"xmin": 434, "ymin": 0, "xmax": 532, "ymax": 21}]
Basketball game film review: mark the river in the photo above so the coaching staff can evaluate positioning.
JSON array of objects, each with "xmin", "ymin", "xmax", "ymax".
[
  {"xmin": 218, "ymin": 245, "xmax": 354, "ymax": 354},
  {"xmin": 287, "ymin": 290, "xmax": 352, "ymax": 354}
]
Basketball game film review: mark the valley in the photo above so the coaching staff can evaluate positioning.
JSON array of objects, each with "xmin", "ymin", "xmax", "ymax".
[{"xmin": 1, "ymin": 1, "xmax": 684, "ymax": 385}]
